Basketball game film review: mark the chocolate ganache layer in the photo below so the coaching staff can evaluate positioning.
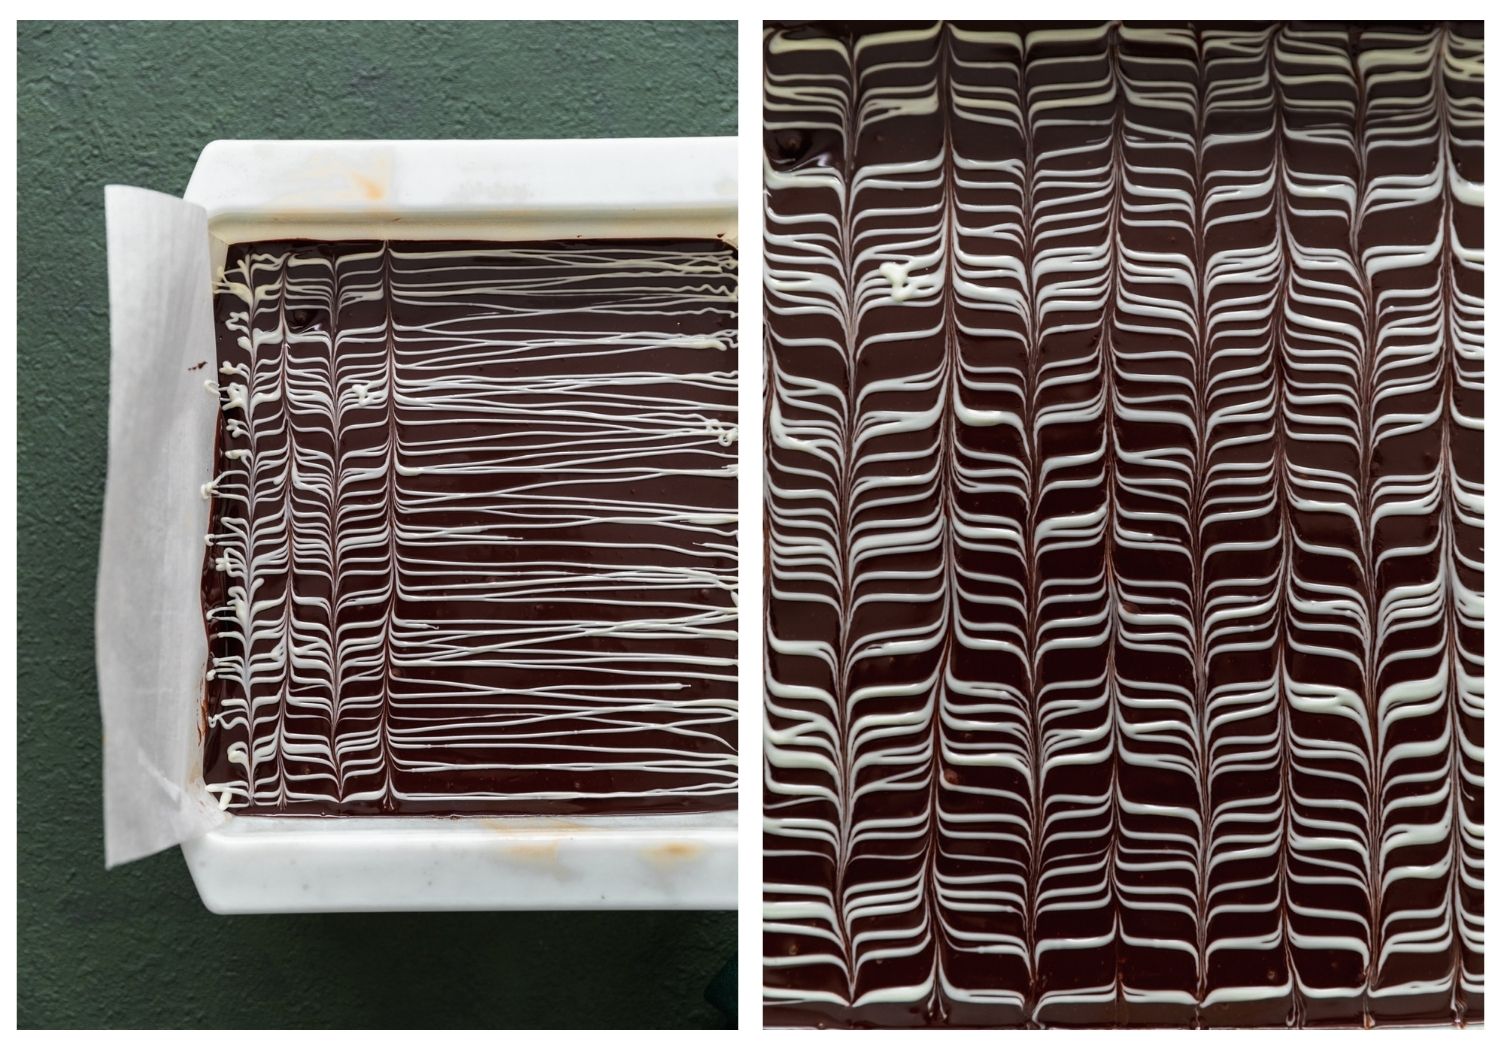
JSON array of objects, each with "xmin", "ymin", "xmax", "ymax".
[
  {"xmin": 202, "ymin": 239, "xmax": 738, "ymax": 815},
  {"xmin": 764, "ymin": 22, "xmax": 1483, "ymax": 1028}
]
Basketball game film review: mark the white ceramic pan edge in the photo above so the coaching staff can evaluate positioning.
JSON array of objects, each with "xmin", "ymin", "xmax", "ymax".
[{"xmin": 179, "ymin": 138, "xmax": 738, "ymax": 913}]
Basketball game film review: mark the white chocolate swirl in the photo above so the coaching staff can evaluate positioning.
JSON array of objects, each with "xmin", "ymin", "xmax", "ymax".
[{"xmin": 764, "ymin": 22, "xmax": 1482, "ymax": 1027}]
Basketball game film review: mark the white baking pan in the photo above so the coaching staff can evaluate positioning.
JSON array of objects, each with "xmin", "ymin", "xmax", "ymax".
[{"xmin": 115, "ymin": 138, "xmax": 738, "ymax": 913}]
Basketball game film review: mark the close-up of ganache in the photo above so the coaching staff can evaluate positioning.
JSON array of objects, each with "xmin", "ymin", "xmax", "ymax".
[
  {"xmin": 201, "ymin": 239, "xmax": 738, "ymax": 815},
  {"xmin": 764, "ymin": 21, "xmax": 1482, "ymax": 1029}
]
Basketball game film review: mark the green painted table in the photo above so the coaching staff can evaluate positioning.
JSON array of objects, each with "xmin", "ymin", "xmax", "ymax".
[{"xmin": 17, "ymin": 20, "xmax": 737, "ymax": 1029}]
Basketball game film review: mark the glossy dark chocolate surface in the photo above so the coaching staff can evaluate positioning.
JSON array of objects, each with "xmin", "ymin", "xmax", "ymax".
[
  {"xmin": 202, "ymin": 239, "xmax": 738, "ymax": 815},
  {"xmin": 764, "ymin": 22, "xmax": 1483, "ymax": 1027}
]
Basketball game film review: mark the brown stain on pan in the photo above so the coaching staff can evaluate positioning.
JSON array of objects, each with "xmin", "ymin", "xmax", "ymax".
[
  {"xmin": 646, "ymin": 841, "xmax": 702, "ymax": 864},
  {"xmin": 503, "ymin": 839, "xmax": 562, "ymax": 864},
  {"xmin": 350, "ymin": 172, "xmax": 387, "ymax": 201}
]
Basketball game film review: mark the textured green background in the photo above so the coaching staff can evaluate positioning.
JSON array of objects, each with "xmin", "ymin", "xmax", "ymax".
[{"xmin": 17, "ymin": 20, "xmax": 737, "ymax": 1029}]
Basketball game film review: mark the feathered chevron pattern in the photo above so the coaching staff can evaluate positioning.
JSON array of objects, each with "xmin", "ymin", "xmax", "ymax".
[{"xmin": 764, "ymin": 22, "xmax": 1482, "ymax": 1028}]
